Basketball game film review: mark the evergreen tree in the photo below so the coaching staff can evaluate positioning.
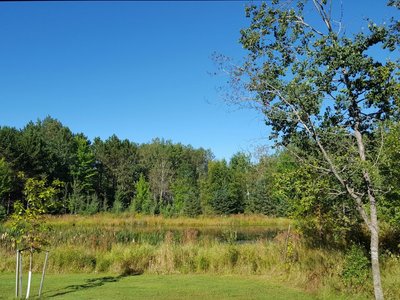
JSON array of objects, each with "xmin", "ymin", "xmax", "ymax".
[
  {"xmin": 93, "ymin": 135, "xmax": 140, "ymax": 210},
  {"xmin": 70, "ymin": 135, "xmax": 97, "ymax": 193},
  {"xmin": 0, "ymin": 158, "xmax": 12, "ymax": 217},
  {"xmin": 171, "ymin": 177, "xmax": 201, "ymax": 217},
  {"xmin": 229, "ymin": 152, "xmax": 251, "ymax": 213},
  {"xmin": 130, "ymin": 174, "xmax": 154, "ymax": 214},
  {"xmin": 205, "ymin": 160, "xmax": 243, "ymax": 215}
]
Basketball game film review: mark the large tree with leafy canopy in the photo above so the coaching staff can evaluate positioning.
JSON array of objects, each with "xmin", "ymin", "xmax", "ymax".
[{"xmin": 216, "ymin": 1, "xmax": 399, "ymax": 299}]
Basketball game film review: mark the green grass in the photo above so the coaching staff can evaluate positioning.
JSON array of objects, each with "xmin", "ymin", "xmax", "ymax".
[{"xmin": 0, "ymin": 273, "xmax": 317, "ymax": 300}]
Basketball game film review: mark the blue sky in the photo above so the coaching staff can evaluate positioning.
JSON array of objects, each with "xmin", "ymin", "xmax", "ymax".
[{"xmin": 0, "ymin": 1, "xmax": 397, "ymax": 160}]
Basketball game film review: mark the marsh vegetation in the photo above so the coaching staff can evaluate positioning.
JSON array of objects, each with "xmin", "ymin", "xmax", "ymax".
[{"xmin": 1, "ymin": 214, "xmax": 399, "ymax": 299}]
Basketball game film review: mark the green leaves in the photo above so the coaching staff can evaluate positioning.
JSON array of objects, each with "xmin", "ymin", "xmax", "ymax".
[
  {"xmin": 202, "ymin": 160, "xmax": 243, "ymax": 215},
  {"xmin": 342, "ymin": 245, "xmax": 371, "ymax": 289},
  {"xmin": 0, "ymin": 158, "xmax": 12, "ymax": 213},
  {"xmin": 70, "ymin": 135, "xmax": 97, "ymax": 193},
  {"xmin": 228, "ymin": 1, "xmax": 399, "ymax": 253},
  {"xmin": 130, "ymin": 174, "xmax": 154, "ymax": 215},
  {"xmin": 238, "ymin": 0, "xmax": 399, "ymax": 147},
  {"xmin": 9, "ymin": 176, "xmax": 62, "ymax": 249}
]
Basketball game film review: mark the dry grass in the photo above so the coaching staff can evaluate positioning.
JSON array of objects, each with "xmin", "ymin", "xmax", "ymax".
[
  {"xmin": 0, "ymin": 229, "xmax": 344, "ymax": 296},
  {"xmin": 44, "ymin": 213, "xmax": 292, "ymax": 228},
  {"xmin": 1, "ymin": 214, "xmax": 399, "ymax": 299}
]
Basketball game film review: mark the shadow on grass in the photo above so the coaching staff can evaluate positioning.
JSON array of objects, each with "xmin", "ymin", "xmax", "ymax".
[{"xmin": 43, "ymin": 271, "xmax": 142, "ymax": 298}]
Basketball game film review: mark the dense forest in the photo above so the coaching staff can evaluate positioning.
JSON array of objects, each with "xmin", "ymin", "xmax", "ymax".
[
  {"xmin": 1, "ymin": 116, "xmax": 399, "ymax": 251},
  {"xmin": 0, "ymin": 116, "xmax": 291, "ymax": 218}
]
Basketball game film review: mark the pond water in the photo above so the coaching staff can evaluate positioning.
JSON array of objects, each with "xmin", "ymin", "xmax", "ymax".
[{"xmin": 114, "ymin": 226, "xmax": 282, "ymax": 244}]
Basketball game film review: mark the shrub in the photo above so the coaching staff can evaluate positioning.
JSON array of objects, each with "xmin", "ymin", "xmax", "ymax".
[{"xmin": 341, "ymin": 245, "xmax": 370, "ymax": 290}]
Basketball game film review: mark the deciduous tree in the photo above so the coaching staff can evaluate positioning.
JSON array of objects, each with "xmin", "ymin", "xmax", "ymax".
[{"xmin": 217, "ymin": 1, "xmax": 399, "ymax": 298}]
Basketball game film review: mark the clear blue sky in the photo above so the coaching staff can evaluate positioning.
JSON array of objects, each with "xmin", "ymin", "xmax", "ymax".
[{"xmin": 0, "ymin": 1, "xmax": 397, "ymax": 160}]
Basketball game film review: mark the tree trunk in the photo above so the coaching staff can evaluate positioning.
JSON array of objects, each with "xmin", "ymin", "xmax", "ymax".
[
  {"xmin": 26, "ymin": 249, "xmax": 33, "ymax": 299},
  {"xmin": 38, "ymin": 251, "xmax": 49, "ymax": 297},
  {"xmin": 370, "ymin": 197, "xmax": 384, "ymax": 300},
  {"xmin": 311, "ymin": 120, "xmax": 384, "ymax": 299},
  {"xmin": 282, "ymin": 87, "xmax": 385, "ymax": 299},
  {"xmin": 19, "ymin": 252, "xmax": 22, "ymax": 298},
  {"xmin": 354, "ymin": 124, "xmax": 384, "ymax": 300},
  {"xmin": 15, "ymin": 250, "xmax": 19, "ymax": 298}
]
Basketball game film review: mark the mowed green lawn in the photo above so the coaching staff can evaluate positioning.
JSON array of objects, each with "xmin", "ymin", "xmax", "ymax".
[{"xmin": 0, "ymin": 273, "xmax": 317, "ymax": 300}]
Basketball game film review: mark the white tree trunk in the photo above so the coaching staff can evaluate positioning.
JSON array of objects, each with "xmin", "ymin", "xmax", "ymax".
[
  {"xmin": 15, "ymin": 250, "xmax": 19, "ymax": 298},
  {"xmin": 26, "ymin": 249, "xmax": 33, "ymax": 299},
  {"xmin": 370, "ymin": 199, "xmax": 384, "ymax": 300},
  {"xmin": 354, "ymin": 125, "xmax": 384, "ymax": 300}
]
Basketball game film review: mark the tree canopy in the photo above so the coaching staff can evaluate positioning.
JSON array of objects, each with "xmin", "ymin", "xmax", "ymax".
[
  {"xmin": 216, "ymin": 1, "xmax": 399, "ymax": 299},
  {"xmin": 0, "ymin": 117, "xmax": 294, "ymax": 219}
]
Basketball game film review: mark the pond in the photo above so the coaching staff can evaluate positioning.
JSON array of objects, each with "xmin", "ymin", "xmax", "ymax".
[
  {"xmin": 49, "ymin": 224, "xmax": 285, "ymax": 249},
  {"xmin": 111, "ymin": 225, "xmax": 283, "ymax": 244}
]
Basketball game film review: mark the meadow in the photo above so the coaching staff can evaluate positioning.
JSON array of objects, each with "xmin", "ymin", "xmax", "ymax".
[{"xmin": 1, "ymin": 214, "xmax": 399, "ymax": 299}]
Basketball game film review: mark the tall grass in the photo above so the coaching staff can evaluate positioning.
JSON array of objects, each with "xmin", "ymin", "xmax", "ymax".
[
  {"xmin": 0, "ymin": 214, "xmax": 399, "ymax": 299},
  {"xmin": 0, "ymin": 234, "xmax": 381, "ymax": 299},
  {"xmin": 45, "ymin": 213, "xmax": 291, "ymax": 228}
]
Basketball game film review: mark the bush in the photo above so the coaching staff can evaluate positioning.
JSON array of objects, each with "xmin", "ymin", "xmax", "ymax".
[{"xmin": 341, "ymin": 245, "xmax": 370, "ymax": 289}]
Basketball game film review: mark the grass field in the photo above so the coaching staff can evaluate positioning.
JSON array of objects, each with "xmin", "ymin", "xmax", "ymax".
[
  {"xmin": 1, "ymin": 214, "xmax": 398, "ymax": 299},
  {"xmin": 0, "ymin": 273, "xmax": 321, "ymax": 300}
]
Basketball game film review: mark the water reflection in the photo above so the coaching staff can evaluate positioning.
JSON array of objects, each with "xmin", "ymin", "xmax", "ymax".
[
  {"xmin": 49, "ymin": 224, "xmax": 285, "ymax": 249},
  {"xmin": 103, "ymin": 226, "xmax": 281, "ymax": 245}
]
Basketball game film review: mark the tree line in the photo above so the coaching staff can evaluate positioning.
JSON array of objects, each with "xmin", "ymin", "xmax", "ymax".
[
  {"xmin": 0, "ymin": 116, "xmax": 293, "ymax": 219},
  {"xmin": 1, "ymin": 117, "xmax": 399, "ymax": 250}
]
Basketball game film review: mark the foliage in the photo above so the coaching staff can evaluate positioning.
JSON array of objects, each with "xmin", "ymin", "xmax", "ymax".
[
  {"xmin": 20, "ymin": 117, "xmax": 75, "ymax": 182},
  {"xmin": 145, "ymin": 140, "xmax": 175, "ymax": 211},
  {"xmin": 203, "ymin": 160, "xmax": 243, "ymax": 215},
  {"xmin": 279, "ymin": 160, "xmax": 366, "ymax": 248},
  {"xmin": 379, "ymin": 121, "xmax": 400, "ymax": 227},
  {"xmin": 0, "ymin": 126, "xmax": 23, "ymax": 170},
  {"xmin": 93, "ymin": 135, "xmax": 141, "ymax": 209},
  {"xmin": 217, "ymin": 0, "xmax": 400, "ymax": 228},
  {"xmin": 68, "ymin": 180, "xmax": 85, "ymax": 214},
  {"xmin": 0, "ymin": 158, "xmax": 12, "ymax": 217},
  {"xmin": 0, "ymin": 204, "xmax": 6, "ymax": 221},
  {"xmin": 130, "ymin": 174, "xmax": 155, "ymax": 215},
  {"xmin": 171, "ymin": 177, "xmax": 201, "ymax": 217},
  {"xmin": 342, "ymin": 245, "xmax": 371, "ymax": 290},
  {"xmin": 9, "ymin": 175, "xmax": 63, "ymax": 249},
  {"xmin": 0, "ymin": 117, "xmax": 300, "ymax": 218},
  {"xmin": 70, "ymin": 134, "xmax": 97, "ymax": 194},
  {"xmin": 219, "ymin": 0, "xmax": 398, "ymax": 290},
  {"xmin": 247, "ymin": 153, "xmax": 291, "ymax": 216},
  {"xmin": 81, "ymin": 193, "xmax": 100, "ymax": 215},
  {"xmin": 112, "ymin": 197, "xmax": 124, "ymax": 214},
  {"xmin": 182, "ymin": 188, "xmax": 202, "ymax": 217},
  {"xmin": 217, "ymin": 2, "xmax": 399, "ymax": 297}
]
